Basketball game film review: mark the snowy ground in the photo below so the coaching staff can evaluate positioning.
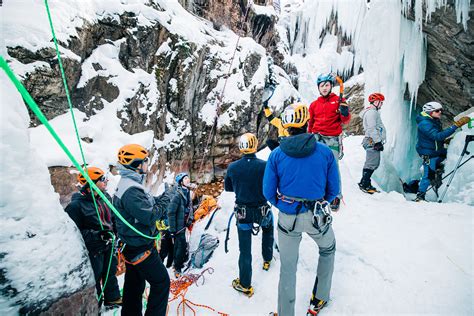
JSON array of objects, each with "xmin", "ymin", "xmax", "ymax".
[{"xmin": 106, "ymin": 136, "xmax": 473, "ymax": 316}]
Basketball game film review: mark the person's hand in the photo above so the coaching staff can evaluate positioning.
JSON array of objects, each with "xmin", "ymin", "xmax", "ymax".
[
  {"xmin": 339, "ymin": 102, "xmax": 349, "ymax": 116},
  {"xmin": 454, "ymin": 116, "xmax": 470, "ymax": 128},
  {"xmin": 373, "ymin": 142, "xmax": 384, "ymax": 151},
  {"xmin": 186, "ymin": 183, "xmax": 198, "ymax": 190},
  {"xmin": 98, "ymin": 229, "xmax": 114, "ymax": 242}
]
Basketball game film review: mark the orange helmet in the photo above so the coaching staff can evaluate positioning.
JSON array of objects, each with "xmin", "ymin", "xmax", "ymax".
[
  {"xmin": 77, "ymin": 167, "xmax": 105, "ymax": 186},
  {"xmin": 239, "ymin": 133, "xmax": 258, "ymax": 154},
  {"xmin": 368, "ymin": 93, "xmax": 385, "ymax": 103},
  {"xmin": 118, "ymin": 144, "xmax": 149, "ymax": 166},
  {"xmin": 281, "ymin": 103, "xmax": 310, "ymax": 128}
]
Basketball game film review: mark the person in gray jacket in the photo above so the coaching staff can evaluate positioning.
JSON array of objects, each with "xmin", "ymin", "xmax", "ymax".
[
  {"xmin": 113, "ymin": 144, "xmax": 170, "ymax": 316},
  {"xmin": 358, "ymin": 93, "xmax": 386, "ymax": 194}
]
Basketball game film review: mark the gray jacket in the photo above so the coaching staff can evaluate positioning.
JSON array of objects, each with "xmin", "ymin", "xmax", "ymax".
[
  {"xmin": 360, "ymin": 107, "xmax": 386, "ymax": 144},
  {"xmin": 113, "ymin": 166, "xmax": 170, "ymax": 249}
]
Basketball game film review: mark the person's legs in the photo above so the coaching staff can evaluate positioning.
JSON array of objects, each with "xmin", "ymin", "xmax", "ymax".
[
  {"xmin": 261, "ymin": 223, "xmax": 274, "ymax": 263},
  {"xmin": 136, "ymin": 249, "xmax": 170, "ymax": 316},
  {"xmin": 237, "ymin": 227, "xmax": 253, "ymax": 288},
  {"xmin": 277, "ymin": 213, "xmax": 303, "ymax": 316},
  {"xmin": 173, "ymin": 232, "xmax": 187, "ymax": 272},
  {"xmin": 102, "ymin": 248, "xmax": 121, "ymax": 303},
  {"xmin": 121, "ymin": 262, "xmax": 146, "ymax": 315}
]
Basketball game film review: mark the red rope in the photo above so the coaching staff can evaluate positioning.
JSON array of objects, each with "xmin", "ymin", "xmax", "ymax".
[{"xmin": 197, "ymin": 3, "xmax": 252, "ymax": 177}]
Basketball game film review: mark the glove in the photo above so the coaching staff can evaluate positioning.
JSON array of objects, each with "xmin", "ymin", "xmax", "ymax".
[
  {"xmin": 373, "ymin": 142, "xmax": 384, "ymax": 151},
  {"xmin": 454, "ymin": 116, "xmax": 470, "ymax": 128},
  {"xmin": 339, "ymin": 102, "xmax": 349, "ymax": 117},
  {"xmin": 98, "ymin": 229, "xmax": 114, "ymax": 242},
  {"xmin": 263, "ymin": 100, "xmax": 269, "ymax": 109}
]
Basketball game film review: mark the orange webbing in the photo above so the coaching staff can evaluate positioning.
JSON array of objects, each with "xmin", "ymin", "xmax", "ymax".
[{"xmin": 166, "ymin": 268, "xmax": 228, "ymax": 316}]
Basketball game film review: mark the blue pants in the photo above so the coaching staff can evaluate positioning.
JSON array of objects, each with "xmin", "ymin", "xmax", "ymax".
[
  {"xmin": 418, "ymin": 156, "xmax": 441, "ymax": 193},
  {"xmin": 237, "ymin": 213, "xmax": 274, "ymax": 288}
]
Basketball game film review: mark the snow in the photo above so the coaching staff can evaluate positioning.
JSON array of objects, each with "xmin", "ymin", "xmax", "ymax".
[
  {"xmin": 0, "ymin": 72, "xmax": 94, "ymax": 314},
  {"xmin": 105, "ymin": 135, "xmax": 474, "ymax": 315}
]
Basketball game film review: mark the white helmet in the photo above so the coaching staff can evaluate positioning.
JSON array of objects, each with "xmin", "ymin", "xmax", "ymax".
[{"xmin": 422, "ymin": 101, "xmax": 443, "ymax": 113}]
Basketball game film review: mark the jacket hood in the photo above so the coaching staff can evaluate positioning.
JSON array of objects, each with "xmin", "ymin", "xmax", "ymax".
[
  {"xmin": 279, "ymin": 133, "xmax": 317, "ymax": 158},
  {"xmin": 117, "ymin": 164, "xmax": 145, "ymax": 184},
  {"xmin": 416, "ymin": 112, "xmax": 434, "ymax": 123}
]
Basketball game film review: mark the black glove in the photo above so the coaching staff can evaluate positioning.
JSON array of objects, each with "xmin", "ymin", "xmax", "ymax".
[
  {"xmin": 263, "ymin": 100, "xmax": 269, "ymax": 109},
  {"xmin": 98, "ymin": 229, "xmax": 114, "ymax": 242},
  {"xmin": 339, "ymin": 102, "xmax": 349, "ymax": 117},
  {"xmin": 373, "ymin": 142, "xmax": 384, "ymax": 151}
]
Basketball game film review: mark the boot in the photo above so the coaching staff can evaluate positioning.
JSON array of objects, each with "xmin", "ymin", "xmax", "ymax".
[
  {"xmin": 263, "ymin": 261, "xmax": 271, "ymax": 271},
  {"xmin": 232, "ymin": 278, "xmax": 254, "ymax": 297},
  {"xmin": 359, "ymin": 169, "xmax": 377, "ymax": 194},
  {"xmin": 414, "ymin": 192, "xmax": 426, "ymax": 202},
  {"xmin": 307, "ymin": 295, "xmax": 327, "ymax": 315}
]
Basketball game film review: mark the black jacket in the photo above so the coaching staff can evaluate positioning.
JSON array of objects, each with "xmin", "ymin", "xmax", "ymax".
[
  {"xmin": 167, "ymin": 186, "xmax": 192, "ymax": 233},
  {"xmin": 225, "ymin": 153, "xmax": 267, "ymax": 207},
  {"xmin": 113, "ymin": 168, "xmax": 170, "ymax": 252},
  {"xmin": 65, "ymin": 187, "xmax": 114, "ymax": 256}
]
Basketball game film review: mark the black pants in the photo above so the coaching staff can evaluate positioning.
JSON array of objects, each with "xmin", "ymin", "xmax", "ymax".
[
  {"xmin": 122, "ymin": 248, "xmax": 170, "ymax": 316},
  {"xmin": 173, "ymin": 231, "xmax": 187, "ymax": 271},
  {"xmin": 237, "ymin": 224, "xmax": 274, "ymax": 288},
  {"xmin": 159, "ymin": 231, "xmax": 174, "ymax": 268},
  {"xmin": 89, "ymin": 247, "xmax": 121, "ymax": 303}
]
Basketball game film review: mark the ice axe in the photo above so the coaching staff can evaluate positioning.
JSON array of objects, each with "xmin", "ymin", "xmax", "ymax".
[{"xmin": 438, "ymin": 134, "xmax": 474, "ymax": 203}]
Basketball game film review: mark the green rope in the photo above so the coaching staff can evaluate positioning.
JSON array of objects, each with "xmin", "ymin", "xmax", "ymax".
[
  {"xmin": 44, "ymin": 0, "xmax": 104, "ymax": 232},
  {"xmin": 0, "ymin": 57, "xmax": 161, "ymax": 241}
]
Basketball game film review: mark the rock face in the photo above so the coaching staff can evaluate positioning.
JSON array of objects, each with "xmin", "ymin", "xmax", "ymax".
[{"xmin": 413, "ymin": 2, "xmax": 473, "ymax": 123}]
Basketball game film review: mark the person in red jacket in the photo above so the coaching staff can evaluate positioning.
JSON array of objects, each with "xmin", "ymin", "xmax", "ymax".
[{"xmin": 308, "ymin": 73, "xmax": 351, "ymax": 210}]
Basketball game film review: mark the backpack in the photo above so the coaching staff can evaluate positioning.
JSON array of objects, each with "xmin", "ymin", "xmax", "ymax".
[{"xmin": 188, "ymin": 233, "xmax": 219, "ymax": 269}]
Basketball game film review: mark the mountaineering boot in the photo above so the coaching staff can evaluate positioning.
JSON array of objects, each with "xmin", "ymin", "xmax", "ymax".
[
  {"xmin": 263, "ymin": 261, "xmax": 271, "ymax": 271},
  {"xmin": 232, "ymin": 278, "xmax": 254, "ymax": 297},
  {"xmin": 174, "ymin": 268, "xmax": 182, "ymax": 279},
  {"xmin": 307, "ymin": 296, "xmax": 327, "ymax": 315},
  {"xmin": 414, "ymin": 192, "xmax": 426, "ymax": 202},
  {"xmin": 358, "ymin": 169, "xmax": 377, "ymax": 194},
  {"xmin": 330, "ymin": 197, "xmax": 340, "ymax": 211}
]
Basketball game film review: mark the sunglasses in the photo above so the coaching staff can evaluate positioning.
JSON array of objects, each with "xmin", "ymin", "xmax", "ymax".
[
  {"xmin": 433, "ymin": 109, "xmax": 442, "ymax": 113},
  {"xmin": 97, "ymin": 175, "xmax": 108, "ymax": 182}
]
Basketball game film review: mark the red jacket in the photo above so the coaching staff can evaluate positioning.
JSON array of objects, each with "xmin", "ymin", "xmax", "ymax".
[{"xmin": 308, "ymin": 93, "xmax": 350, "ymax": 136}]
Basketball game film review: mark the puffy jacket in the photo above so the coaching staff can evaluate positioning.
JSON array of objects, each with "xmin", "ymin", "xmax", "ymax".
[
  {"xmin": 65, "ymin": 187, "xmax": 114, "ymax": 255},
  {"xmin": 308, "ymin": 93, "xmax": 350, "ymax": 136},
  {"xmin": 360, "ymin": 106, "xmax": 386, "ymax": 143},
  {"xmin": 113, "ymin": 166, "xmax": 170, "ymax": 250},
  {"xmin": 225, "ymin": 153, "xmax": 267, "ymax": 207},
  {"xmin": 263, "ymin": 133, "xmax": 340, "ymax": 214},
  {"xmin": 167, "ymin": 186, "xmax": 193, "ymax": 234},
  {"xmin": 416, "ymin": 112, "xmax": 457, "ymax": 157},
  {"xmin": 263, "ymin": 106, "xmax": 289, "ymax": 138}
]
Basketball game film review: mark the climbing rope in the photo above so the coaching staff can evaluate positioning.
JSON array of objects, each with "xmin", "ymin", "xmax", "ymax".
[
  {"xmin": 43, "ymin": 0, "xmax": 112, "ymax": 301},
  {"xmin": 197, "ymin": 3, "xmax": 252, "ymax": 177},
  {"xmin": 166, "ymin": 268, "xmax": 228, "ymax": 316}
]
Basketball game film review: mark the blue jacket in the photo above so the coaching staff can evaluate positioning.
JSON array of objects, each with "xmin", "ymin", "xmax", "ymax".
[
  {"xmin": 416, "ymin": 112, "xmax": 457, "ymax": 157},
  {"xmin": 263, "ymin": 133, "xmax": 340, "ymax": 215}
]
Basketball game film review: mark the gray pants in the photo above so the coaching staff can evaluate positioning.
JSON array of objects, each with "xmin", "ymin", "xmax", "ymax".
[
  {"xmin": 315, "ymin": 134, "xmax": 342, "ymax": 197},
  {"xmin": 363, "ymin": 148, "xmax": 381, "ymax": 170},
  {"xmin": 277, "ymin": 211, "xmax": 336, "ymax": 316}
]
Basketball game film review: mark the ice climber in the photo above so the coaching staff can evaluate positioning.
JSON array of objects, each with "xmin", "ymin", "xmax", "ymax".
[
  {"xmin": 308, "ymin": 73, "xmax": 350, "ymax": 211},
  {"xmin": 414, "ymin": 102, "xmax": 470, "ymax": 201},
  {"xmin": 262, "ymin": 101, "xmax": 289, "ymax": 150},
  {"xmin": 167, "ymin": 172, "xmax": 196, "ymax": 278},
  {"xmin": 263, "ymin": 104, "xmax": 339, "ymax": 316},
  {"xmin": 358, "ymin": 93, "xmax": 386, "ymax": 194},
  {"xmin": 113, "ymin": 144, "xmax": 170, "ymax": 316},
  {"xmin": 65, "ymin": 167, "xmax": 122, "ymax": 308},
  {"xmin": 225, "ymin": 133, "xmax": 274, "ymax": 297}
]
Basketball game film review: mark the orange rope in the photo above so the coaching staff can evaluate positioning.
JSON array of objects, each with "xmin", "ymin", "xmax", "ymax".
[{"xmin": 166, "ymin": 268, "xmax": 228, "ymax": 316}]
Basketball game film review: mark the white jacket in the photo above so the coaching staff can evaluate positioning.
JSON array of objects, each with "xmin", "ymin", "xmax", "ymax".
[{"xmin": 359, "ymin": 106, "xmax": 386, "ymax": 143}]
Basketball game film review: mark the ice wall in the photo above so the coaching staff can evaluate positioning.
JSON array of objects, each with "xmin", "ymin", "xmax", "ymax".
[{"xmin": 0, "ymin": 72, "xmax": 94, "ymax": 314}]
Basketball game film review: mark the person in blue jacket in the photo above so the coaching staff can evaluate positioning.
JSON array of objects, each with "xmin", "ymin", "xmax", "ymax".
[
  {"xmin": 263, "ymin": 103, "xmax": 340, "ymax": 316},
  {"xmin": 225, "ymin": 133, "xmax": 274, "ymax": 297},
  {"xmin": 415, "ymin": 101, "xmax": 470, "ymax": 201}
]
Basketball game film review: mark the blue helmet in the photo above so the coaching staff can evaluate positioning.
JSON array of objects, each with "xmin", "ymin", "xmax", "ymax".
[
  {"xmin": 316, "ymin": 73, "xmax": 335, "ymax": 86},
  {"xmin": 175, "ymin": 172, "xmax": 189, "ymax": 184}
]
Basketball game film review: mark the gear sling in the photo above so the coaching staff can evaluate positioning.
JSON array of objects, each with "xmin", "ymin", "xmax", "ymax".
[{"xmin": 277, "ymin": 194, "xmax": 333, "ymax": 234}]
